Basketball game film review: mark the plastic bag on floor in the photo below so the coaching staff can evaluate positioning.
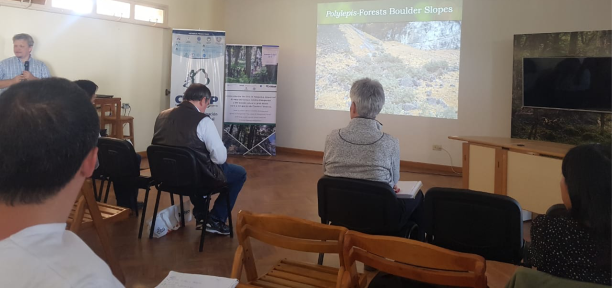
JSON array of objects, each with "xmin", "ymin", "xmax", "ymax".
[
  {"xmin": 174, "ymin": 197, "xmax": 193, "ymax": 224},
  {"xmin": 147, "ymin": 205, "xmax": 178, "ymax": 238}
]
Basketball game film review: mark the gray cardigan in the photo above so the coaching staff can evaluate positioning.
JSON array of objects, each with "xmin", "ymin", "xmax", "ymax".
[{"xmin": 323, "ymin": 118, "xmax": 400, "ymax": 187}]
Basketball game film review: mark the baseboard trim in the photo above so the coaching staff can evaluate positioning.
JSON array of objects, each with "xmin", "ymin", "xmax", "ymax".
[
  {"xmin": 399, "ymin": 160, "xmax": 462, "ymax": 176},
  {"xmin": 276, "ymin": 147, "xmax": 324, "ymax": 157},
  {"xmin": 137, "ymin": 151, "xmax": 147, "ymax": 158},
  {"xmin": 276, "ymin": 146, "xmax": 462, "ymax": 177}
]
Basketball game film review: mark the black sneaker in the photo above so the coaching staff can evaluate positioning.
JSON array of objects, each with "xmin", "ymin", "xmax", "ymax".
[{"xmin": 205, "ymin": 219, "xmax": 230, "ymax": 235}]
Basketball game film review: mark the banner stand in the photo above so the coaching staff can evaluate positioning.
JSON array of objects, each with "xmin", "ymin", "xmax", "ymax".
[
  {"xmin": 222, "ymin": 45, "xmax": 280, "ymax": 156},
  {"xmin": 170, "ymin": 29, "xmax": 226, "ymax": 136}
]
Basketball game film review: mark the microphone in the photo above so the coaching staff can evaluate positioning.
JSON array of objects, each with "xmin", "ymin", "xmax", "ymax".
[{"xmin": 24, "ymin": 61, "xmax": 29, "ymax": 72}]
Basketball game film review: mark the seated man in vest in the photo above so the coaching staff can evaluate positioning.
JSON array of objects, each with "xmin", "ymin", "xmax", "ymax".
[
  {"xmin": 0, "ymin": 78, "xmax": 123, "ymax": 287},
  {"xmin": 323, "ymin": 78, "xmax": 423, "ymax": 232},
  {"xmin": 152, "ymin": 83, "xmax": 246, "ymax": 235}
]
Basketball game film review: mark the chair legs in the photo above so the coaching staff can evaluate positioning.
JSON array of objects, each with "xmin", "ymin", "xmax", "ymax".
[
  {"xmin": 103, "ymin": 180, "xmax": 112, "ymax": 203},
  {"xmin": 199, "ymin": 195, "xmax": 212, "ymax": 252},
  {"xmin": 143, "ymin": 187, "xmax": 231, "ymax": 253},
  {"xmin": 138, "ymin": 187, "xmax": 150, "ymax": 239},
  {"xmin": 92, "ymin": 179, "xmax": 99, "ymax": 200},
  {"xmin": 93, "ymin": 178, "xmax": 107, "ymax": 201},
  {"xmin": 148, "ymin": 188, "xmax": 163, "ymax": 239},
  {"xmin": 179, "ymin": 196, "xmax": 186, "ymax": 227},
  {"xmin": 318, "ymin": 218, "xmax": 328, "ymax": 265},
  {"xmin": 225, "ymin": 189, "xmax": 234, "ymax": 238}
]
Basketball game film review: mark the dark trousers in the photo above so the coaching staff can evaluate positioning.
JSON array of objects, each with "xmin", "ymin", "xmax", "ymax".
[
  {"xmin": 190, "ymin": 163, "xmax": 247, "ymax": 223},
  {"xmin": 113, "ymin": 154, "xmax": 142, "ymax": 208},
  {"xmin": 398, "ymin": 190, "xmax": 425, "ymax": 238}
]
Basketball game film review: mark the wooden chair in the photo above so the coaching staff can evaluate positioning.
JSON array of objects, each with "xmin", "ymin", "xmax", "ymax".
[
  {"xmin": 96, "ymin": 98, "xmax": 135, "ymax": 145},
  {"xmin": 231, "ymin": 211, "xmax": 367, "ymax": 288},
  {"xmin": 102, "ymin": 114, "xmax": 135, "ymax": 145},
  {"xmin": 95, "ymin": 98, "xmax": 121, "ymax": 137},
  {"xmin": 67, "ymin": 178, "xmax": 129, "ymax": 284},
  {"xmin": 340, "ymin": 231, "xmax": 487, "ymax": 288}
]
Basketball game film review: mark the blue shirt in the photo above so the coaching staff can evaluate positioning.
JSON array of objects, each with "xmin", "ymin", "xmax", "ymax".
[{"xmin": 0, "ymin": 56, "xmax": 51, "ymax": 94}]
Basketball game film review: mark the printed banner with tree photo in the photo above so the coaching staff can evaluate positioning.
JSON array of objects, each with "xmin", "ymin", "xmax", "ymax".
[{"xmin": 223, "ymin": 45, "xmax": 279, "ymax": 155}]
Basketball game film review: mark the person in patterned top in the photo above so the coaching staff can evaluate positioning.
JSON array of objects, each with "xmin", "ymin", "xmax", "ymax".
[{"xmin": 529, "ymin": 144, "xmax": 611, "ymax": 285}]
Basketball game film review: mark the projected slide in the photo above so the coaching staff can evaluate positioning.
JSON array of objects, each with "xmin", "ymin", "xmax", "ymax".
[{"xmin": 315, "ymin": 0, "xmax": 462, "ymax": 119}]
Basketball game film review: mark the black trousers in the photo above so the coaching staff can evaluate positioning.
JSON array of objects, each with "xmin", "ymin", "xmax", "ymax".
[
  {"xmin": 113, "ymin": 178, "xmax": 138, "ymax": 208},
  {"xmin": 112, "ymin": 154, "xmax": 142, "ymax": 209},
  {"xmin": 397, "ymin": 190, "xmax": 425, "ymax": 238}
]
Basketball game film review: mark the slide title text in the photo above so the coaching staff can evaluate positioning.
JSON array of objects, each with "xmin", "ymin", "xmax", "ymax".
[{"xmin": 325, "ymin": 6, "xmax": 453, "ymax": 18}]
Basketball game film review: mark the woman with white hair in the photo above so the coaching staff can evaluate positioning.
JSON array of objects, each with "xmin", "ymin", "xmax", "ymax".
[{"xmin": 323, "ymin": 78, "xmax": 423, "ymax": 234}]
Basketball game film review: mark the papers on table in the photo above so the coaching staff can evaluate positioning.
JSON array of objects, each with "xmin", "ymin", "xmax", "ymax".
[{"xmin": 156, "ymin": 271, "xmax": 238, "ymax": 288}]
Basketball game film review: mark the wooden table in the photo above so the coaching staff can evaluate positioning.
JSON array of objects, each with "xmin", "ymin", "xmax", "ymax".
[
  {"xmin": 449, "ymin": 136, "xmax": 574, "ymax": 214},
  {"xmin": 94, "ymin": 97, "xmax": 122, "ymax": 138}
]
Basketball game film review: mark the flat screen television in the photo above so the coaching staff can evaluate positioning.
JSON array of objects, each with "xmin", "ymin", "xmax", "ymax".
[{"xmin": 523, "ymin": 57, "xmax": 612, "ymax": 113}]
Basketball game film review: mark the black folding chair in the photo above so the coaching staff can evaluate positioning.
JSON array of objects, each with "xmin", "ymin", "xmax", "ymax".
[
  {"xmin": 91, "ymin": 166, "xmax": 111, "ymax": 202},
  {"xmin": 96, "ymin": 137, "xmax": 154, "ymax": 219},
  {"xmin": 423, "ymin": 187, "xmax": 524, "ymax": 265},
  {"xmin": 145, "ymin": 145, "xmax": 232, "ymax": 252},
  {"xmin": 317, "ymin": 176, "xmax": 419, "ymax": 264}
]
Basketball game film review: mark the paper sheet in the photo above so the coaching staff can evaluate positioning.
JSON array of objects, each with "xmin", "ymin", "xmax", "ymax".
[
  {"xmin": 395, "ymin": 181, "xmax": 423, "ymax": 199},
  {"xmin": 262, "ymin": 45, "xmax": 280, "ymax": 65},
  {"xmin": 156, "ymin": 271, "xmax": 238, "ymax": 288}
]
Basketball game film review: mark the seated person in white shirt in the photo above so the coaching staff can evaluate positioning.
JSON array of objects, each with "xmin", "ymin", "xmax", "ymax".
[
  {"xmin": 152, "ymin": 83, "xmax": 247, "ymax": 235},
  {"xmin": 0, "ymin": 78, "xmax": 123, "ymax": 287}
]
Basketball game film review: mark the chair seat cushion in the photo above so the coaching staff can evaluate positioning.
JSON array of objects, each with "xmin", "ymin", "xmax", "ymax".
[{"xmin": 250, "ymin": 259, "xmax": 367, "ymax": 288}]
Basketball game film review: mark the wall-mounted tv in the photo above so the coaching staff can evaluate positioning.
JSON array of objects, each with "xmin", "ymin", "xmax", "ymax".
[{"xmin": 523, "ymin": 57, "xmax": 611, "ymax": 113}]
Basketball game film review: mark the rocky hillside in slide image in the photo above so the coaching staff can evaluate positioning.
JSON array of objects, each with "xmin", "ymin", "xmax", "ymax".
[{"xmin": 316, "ymin": 22, "xmax": 460, "ymax": 119}]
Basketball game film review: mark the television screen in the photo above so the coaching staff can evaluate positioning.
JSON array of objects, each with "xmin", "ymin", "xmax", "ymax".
[{"xmin": 523, "ymin": 57, "xmax": 612, "ymax": 113}]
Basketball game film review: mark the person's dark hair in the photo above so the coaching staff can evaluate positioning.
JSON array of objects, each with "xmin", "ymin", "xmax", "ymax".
[
  {"xmin": 183, "ymin": 83, "xmax": 211, "ymax": 102},
  {"xmin": 562, "ymin": 144, "xmax": 611, "ymax": 242},
  {"xmin": 74, "ymin": 80, "xmax": 98, "ymax": 99},
  {"xmin": 0, "ymin": 78, "xmax": 99, "ymax": 206}
]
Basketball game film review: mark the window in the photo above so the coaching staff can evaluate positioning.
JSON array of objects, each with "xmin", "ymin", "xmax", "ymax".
[
  {"xmin": 52, "ymin": 0, "xmax": 93, "ymax": 14},
  {"xmin": 97, "ymin": 0, "xmax": 130, "ymax": 17},
  {"xmin": 8, "ymin": 0, "xmax": 45, "ymax": 4},
  {"xmin": 134, "ymin": 4, "xmax": 164, "ymax": 24},
  {"xmin": 3, "ymin": 0, "xmax": 167, "ymax": 27}
]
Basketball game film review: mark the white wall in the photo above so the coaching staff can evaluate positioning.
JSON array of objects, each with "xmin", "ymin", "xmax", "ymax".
[
  {"xmin": 222, "ymin": 0, "xmax": 612, "ymax": 165},
  {"xmin": 0, "ymin": 0, "xmax": 222, "ymax": 152}
]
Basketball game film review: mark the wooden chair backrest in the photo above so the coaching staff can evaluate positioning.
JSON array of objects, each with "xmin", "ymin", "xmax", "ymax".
[
  {"xmin": 342, "ymin": 231, "xmax": 487, "ymax": 288},
  {"xmin": 237, "ymin": 210, "xmax": 347, "ymax": 254},
  {"xmin": 234, "ymin": 210, "xmax": 348, "ymax": 282}
]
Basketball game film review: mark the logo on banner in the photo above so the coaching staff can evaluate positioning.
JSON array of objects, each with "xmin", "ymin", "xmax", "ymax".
[
  {"xmin": 176, "ymin": 68, "xmax": 216, "ymax": 105},
  {"xmin": 175, "ymin": 95, "xmax": 219, "ymax": 105},
  {"xmin": 183, "ymin": 68, "xmax": 210, "ymax": 88}
]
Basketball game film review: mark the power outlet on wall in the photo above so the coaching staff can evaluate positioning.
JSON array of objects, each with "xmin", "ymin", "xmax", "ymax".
[{"xmin": 432, "ymin": 145, "xmax": 443, "ymax": 151}]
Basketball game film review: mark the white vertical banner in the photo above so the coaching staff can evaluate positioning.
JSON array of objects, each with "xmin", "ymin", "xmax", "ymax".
[{"xmin": 170, "ymin": 29, "xmax": 225, "ymax": 136}]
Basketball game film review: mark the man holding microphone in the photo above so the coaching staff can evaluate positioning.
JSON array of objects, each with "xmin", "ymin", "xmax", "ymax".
[{"xmin": 0, "ymin": 34, "xmax": 51, "ymax": 94}]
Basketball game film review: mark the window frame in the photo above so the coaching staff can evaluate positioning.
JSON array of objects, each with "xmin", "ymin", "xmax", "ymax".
[
  {"xmin": 0, "ymin": 0, "xmax": 169, "ymax": 29},
  {"xmin": 96, "ymin": 0, "xmax": 132, "ymax": 19}
]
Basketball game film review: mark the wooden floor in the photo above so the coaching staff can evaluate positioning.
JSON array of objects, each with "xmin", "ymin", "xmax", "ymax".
[{"xmin": 79, "ymin": 152, "xmax": 524, "ymax": 288}]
